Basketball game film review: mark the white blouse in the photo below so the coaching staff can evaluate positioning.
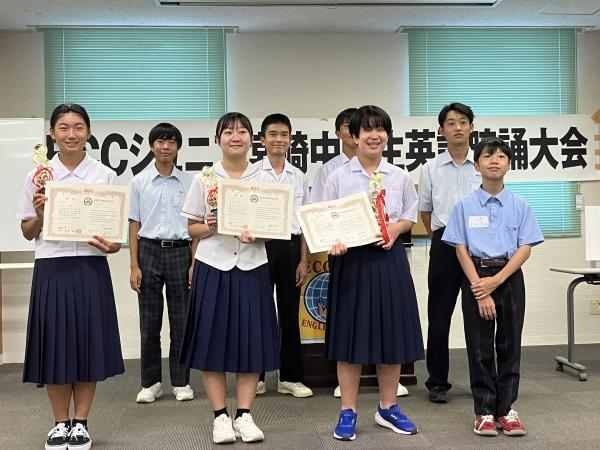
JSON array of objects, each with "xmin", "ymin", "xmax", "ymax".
[{"xmin": 181, "ymin": 160, "xmax": 269, "ymax": 271}]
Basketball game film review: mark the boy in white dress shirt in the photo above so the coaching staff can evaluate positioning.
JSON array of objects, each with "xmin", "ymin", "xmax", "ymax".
[{"xmin": 254, "ymin": 113, "xmax": 313, "ymax": 398}]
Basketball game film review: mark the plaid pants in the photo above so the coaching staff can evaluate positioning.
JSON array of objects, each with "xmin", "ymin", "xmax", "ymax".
[{"xmin": 138, "ymin": 239, "xmax": 191, "ymax": 388}]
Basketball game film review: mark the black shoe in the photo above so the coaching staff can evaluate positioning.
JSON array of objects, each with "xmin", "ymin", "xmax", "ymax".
[
  {"xmin": 45, "ymin": 422, "xmax": 70, "ymax": 449},
  {"xmin": 68, "ymin": 423, "xmax": 92, "ymax": 450},
  {"xmin": 428, "ymin": 386, "xmax": 448, "ymax": 404}
]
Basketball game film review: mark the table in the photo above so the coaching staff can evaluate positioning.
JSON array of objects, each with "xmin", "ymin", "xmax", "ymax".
[{"xmin": 549, "ymin": 267, "xmax": 600, "ymax": 381}]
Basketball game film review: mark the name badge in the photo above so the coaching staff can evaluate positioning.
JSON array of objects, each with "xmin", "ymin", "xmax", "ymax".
[
  {"xmin": 468, "ymin": 215, "xmax": 489, "ymax": 228},
  {"xmin": 173, "ymin": 196, "xmax": 184, "ymax": 207}
]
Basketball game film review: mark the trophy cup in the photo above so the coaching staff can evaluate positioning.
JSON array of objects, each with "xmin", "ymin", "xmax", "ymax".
[
  {"xmin": 32, "ymin": 144, "xmax": 53, "ymax": 192},
  {"xmin": 201, "ymin": 165, "xmax": 218, "ymax": 218}
]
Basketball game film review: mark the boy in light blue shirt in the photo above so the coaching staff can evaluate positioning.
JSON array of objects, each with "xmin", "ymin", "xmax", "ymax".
[{"xmin": 442, "ymin": 137, "xmax": 543, "ymax": 438}]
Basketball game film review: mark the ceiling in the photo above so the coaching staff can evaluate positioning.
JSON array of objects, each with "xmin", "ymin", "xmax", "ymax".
[{"xmin": 0, "ymin": 0, "xmax": 599, "ymax": 33}]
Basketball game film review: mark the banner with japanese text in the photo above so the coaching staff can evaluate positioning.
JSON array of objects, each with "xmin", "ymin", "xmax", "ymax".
[{"xmin": 43, "ymin": 114, "xmax": 599, "ymax": 186}]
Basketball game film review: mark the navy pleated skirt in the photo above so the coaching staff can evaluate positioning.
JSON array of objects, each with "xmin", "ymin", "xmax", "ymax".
[
  {"xmin": 180, "ymin": 261, "xmax": 280, "ymax": 373},
  {"xmin": 23, "ymin": 256, "xmax": 124, "ymax": 384},
  {"xmin": 325, "ymin": 242, "xmax": 425, "ymax": 365}
]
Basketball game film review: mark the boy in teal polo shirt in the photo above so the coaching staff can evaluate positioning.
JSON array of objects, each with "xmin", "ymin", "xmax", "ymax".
[{"xmin": 442, "ymin": 137, "xmax": 543, "ymax": 437}]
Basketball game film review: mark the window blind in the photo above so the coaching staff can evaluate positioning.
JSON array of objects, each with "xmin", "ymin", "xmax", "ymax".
[
  {"xmin": 44, "ymin": 28, "xmax": 226, "ymax": 120},
  {"xmin": 408, "ymin": 28, "xmax": 576, "ymax": 116}
]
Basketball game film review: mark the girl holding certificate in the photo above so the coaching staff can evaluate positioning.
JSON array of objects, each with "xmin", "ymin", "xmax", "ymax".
[
  {"xmin": 323, "ymin": 105, "xmax": 425, "ymax": 441},
  {"xmin": 17, "ymin": 103, "xmax": 124, "ymax": 450},
  {"xmin": 180, "ymin": 112, "xmax": 279, "ymax": 444}
]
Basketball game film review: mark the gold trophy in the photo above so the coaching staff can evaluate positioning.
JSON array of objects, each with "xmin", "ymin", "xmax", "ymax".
[
  {"xmin": 201, "ymin": 165, "xmax": 218, "ymax": 218},
  {"xmin": 32, "ymin": 144, "xmax": 53, "ymax": 191}
]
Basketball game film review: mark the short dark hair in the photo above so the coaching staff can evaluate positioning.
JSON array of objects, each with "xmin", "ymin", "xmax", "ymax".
[
  {"xmin": 149, "ymin": 123, "xmax": 182, "ymax": 149},
  {"xmin": 438, "ymin": 102, "xmax": 474, "ymax": 127},
  {"xmin": 215, "ymin": 112, "xmax": 254, "ymax": 142},
  {"xmin": 335, "ymin": 108, "xmax": 358, "ymax": 132},
  {"xmin": 50, "ymin": 103, "xmax": 91, "ymax": 129},
  {"xmin": 348, "ymin": 105, "xmax": 392, "ymax": 138},
  {"xmin": 474, "ymin": 136, "xmax": 512, "ymax": 162},
  {"xmin": 260, "ymin": 113, "xmax": 292, "ymax": 136}
]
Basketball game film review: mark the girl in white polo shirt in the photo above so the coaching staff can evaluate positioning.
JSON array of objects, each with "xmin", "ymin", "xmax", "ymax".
[
  {"xmin": 17, "ymin": 103, "xmax": 124, "ymax": 450},
  {"xmin": 180, "ymin": 112, "xmax": 279, "ymax": 444},
  {"xmin": 323, "ymin": 105, "xmax": 424, "ymax": 441}
]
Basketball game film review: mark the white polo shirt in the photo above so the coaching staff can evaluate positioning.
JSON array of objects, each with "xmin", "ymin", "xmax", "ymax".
[
  {"xmin": 253, "ymin": 157, "xmax": 309, "ymax": 236},
  {"xmin": 16, "ymin": 154, "xmax": 117, "ymax": 259},
  {"xmin": 323, "ymin": 156, "xmax": 418, "ymax": 224},
  {"xmin": 181, "ymin": 160, "xmax": 268, "ymax": 271}
]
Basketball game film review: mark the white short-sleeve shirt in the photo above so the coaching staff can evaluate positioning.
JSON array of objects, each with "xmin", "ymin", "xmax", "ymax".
[
  {"xmin": 16, "ymin": 154, "xmax": 117, "ymax": 259},
  {"xmin": 129, "ymin": 165, "xmax": 192, "ymax": 240},
  {"xmin": 310, "ymin": 152, "xmax": 351, "ymax": 203},
  {"xmin": 418, "ymin": 150, "xmax": 481, "ymax": 231},
  {"xmin": 323, "ymin": 157, "xmax": 418, "ymax": 224},
  {"xmin": 253, "ymin": 157, "xmax": 309, "ymax": 235},
  {"xmin": 181, "ymin": 160, "xmax": 268, "ymax": 271}
]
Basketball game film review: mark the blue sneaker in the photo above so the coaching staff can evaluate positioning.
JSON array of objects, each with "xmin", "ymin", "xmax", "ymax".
[
  {"xmin": 375, "ymin": 403, "xmax": 418, "ymax": 435},
  {"xmin": 333, "ymin": 408, "xmax": 357, "ymax": 440}
]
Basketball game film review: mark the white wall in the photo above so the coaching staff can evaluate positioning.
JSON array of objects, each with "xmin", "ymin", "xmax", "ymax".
[
  {"xmin": 227, "ymin": 33, "xmax": 410, "ymax": 117},
  {"xmin": 1, "ymin": 30, "xmax": 599, "ymax": 363},
  {"xmin": 577, "ymin": 30, "xmax": 600, "ymax": 115},
  {"xmin": 0, "ymin": 31, "xmax": 44, "ymax": 119}
]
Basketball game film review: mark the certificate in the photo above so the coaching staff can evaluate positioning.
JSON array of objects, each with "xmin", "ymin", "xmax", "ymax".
[
  {"xmin": 217, "ymin": 179, "xmax": 294, "ymax": 240},
  {"xmin": 296, "ymin": 192, "xmax": 380, "ymax": 253},
  {"xmin": 42, "ymin": 181, "xmax": 130, "ymax": 243}
]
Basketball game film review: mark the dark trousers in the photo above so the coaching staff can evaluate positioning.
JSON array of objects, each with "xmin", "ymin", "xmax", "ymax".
[
  {"xmin": 259, "ymin": 235, "xmax": 304, "ymax": 383},
  {"xmin": 462, "ymin": 265, "xmax": 525, "ymax": 417},
  {"xmin": 138, "ymin": 239, "xmax": 191, "ymax": 388},
  {"xmin": 425, "ymin": 228, "xmax": 463, "ymax": 391}
]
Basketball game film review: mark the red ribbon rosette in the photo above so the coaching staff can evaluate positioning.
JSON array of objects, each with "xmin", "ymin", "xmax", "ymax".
[{"xmin": 374, "ymin": 188, "xmax": 390, "ymax": 244}]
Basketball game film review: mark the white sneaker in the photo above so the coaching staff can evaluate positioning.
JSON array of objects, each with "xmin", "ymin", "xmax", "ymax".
[
  {"xmin": 136, "ymin": 382, "xmax": 163, "ymax": 403},
  {"xmin": 256, "ymin": 380, "xmax": 267, "ymax": 395},
  {"xmin": 397, "ymin": 383, "xmax": 409, "ymax": 397},
  {"xmin": 333, "ymin": 385, "xmax": 341, "ymax": 398},
  {"xmin": 233, "ymin": 413, "xmax": 264, "ymax": 442},
  {"xmin": 278, "ymin": 380, "xmax": 313, "ymax": 398},
  {"xmin": 172, "ymin": 385, "xmax": 194, "ymax": 401},
  {"xmin": 212, "ymin": 413, "xmax": 236, "ymax": 444}
]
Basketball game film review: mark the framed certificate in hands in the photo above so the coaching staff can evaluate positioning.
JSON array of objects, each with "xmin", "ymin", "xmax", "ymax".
[
  {"xmin": 296, "ymin": 192, "xmax": 381, "ymax": 254},
  {"xmin": 217, "ymin": 179, "xmax": 294, "ymax": 240},
  {"xmin": 42, "ymin": 181, "xmax": 130, "ymax": 243}
]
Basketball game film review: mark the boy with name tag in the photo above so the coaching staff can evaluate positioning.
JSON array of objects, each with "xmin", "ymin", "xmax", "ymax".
[
  {"xmin": 442, "ymin": 137, "xmax": 543, "ymax": 437},
  {"xmin": 129, "ymin": 123, "xmax": 197, "ymax": 404}
]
